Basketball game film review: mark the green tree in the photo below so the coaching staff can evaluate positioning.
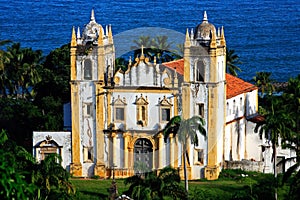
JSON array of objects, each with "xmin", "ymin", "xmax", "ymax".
[
  {"xmin": 32, "ymin": 154, "xmax": 75, "ymax": 200},
  {"xmin": 0, "ymin": 130, "xmax": 36, "ymax": 199},
  {"xmin": 115, "ymin": 57, "xmax": 129, "ymax": 72},
  {"xmin": 34, "ymin": 43, "xmax": 71, "ymax": 131},
  {"xmin": 0, "ymin": 40, "xmax": 12, "ymax": 71},
  {"xmin": 162, "ymin": 115, "xmax": 206, "ymax": 192},
  {"xmin": 226, "ymin": 48, "xmax": 242, "ymax": 77},
  {"xmin": 280, "ymin": 74, "xmax": 300, "ymax": 199},
  {"xmin": 124, "ymin": 166, "xmax": 188, "ymax": 200},
  {"xmin": 150, "ymin": 36, "xmax": 173, "ymax": 63},
  {"xmin": 5, "ymin": 43, "xmax": 43, "ymax": 99},
  {"xmin": 0, "ymin": 98, "xmax": 42, "ymax": 150},
  {"xmin": 254, "ymin": 96, "xmax": 293, "ymax": 200},
  {"xmin": 253, "ymin": 71, "xmax": 275, "ymax": 97},
  {"xmin": 131, "ymin": 35, "xmax": 153, "ymax": 59}
]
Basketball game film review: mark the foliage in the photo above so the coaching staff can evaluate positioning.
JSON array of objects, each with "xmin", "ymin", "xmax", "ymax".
[
  {"xmin": 252, "ymin": 71, "xmax": 275, "ymax": 97},
  {"xmin": 130, "ymin": 35, "xmax": 182, "ymax": 64},
  {"xmin": 32, "ymin": 154, "xmax": 75, "ymax": 199},
  {"xmin": 226, "ymin": 48, "xmax": 242, "ymax": 77},
  {"xmin": 162, "ymin": 115, "xmax": 206, "ymax": 192},
  {"xmin": 0, "ymin": 130, "xmax": 36, "ymax": 199},
  {"xmin": 1, "ymin": 42, "xmax": 43, "ymax": 99},
  {"xmin": 0, "ymin": 130, "xmax": 75, "ymax": 200},
  {"xmin": 0, "ymin": 98, "xmax": 42, "ymax": 150},
  {"xmin": 280, "ymin": 74, "xmax": 300, "ymax": 198},
  {"xmin": 124, "ymin": 166, "xmax": 188, "ymax": 200}
]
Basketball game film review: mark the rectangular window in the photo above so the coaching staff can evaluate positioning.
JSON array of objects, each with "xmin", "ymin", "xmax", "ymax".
[
  {"xmin": 198, "ymin": 103, "xmax": 204, "ymax": 118},
  {"xmin": 194, "ymin": 149, "xmax": 204, "ymax": 165},
  {"xmin": 116, "ymin": 107, "xmax": 125, "ymax": 121},
  {"xmin": 161, "ymin": 108, "xmax": 171, "ymax": 121},
  {"xmin": 84, "ymin": 103, "xmax": 92, "ymax": 116},
  {"xmin": 83, "ymin": 147, "xmax": 93, "ymax": 162}
]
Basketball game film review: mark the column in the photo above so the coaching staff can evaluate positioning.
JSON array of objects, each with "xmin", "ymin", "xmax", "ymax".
[
  {"xmin": 94, "ymin": 83, "xmax": 106, "ymax": 178},
  {"xmin": 123, "ymin": 133, "xmax": 129, "ymax": 169},
  {"xmin": 158, "ymin": 133, "xmax": 164, "ymax": 169},
  {"xmin": 70, "ymin": 82, "xmax": 82, "ymax": 176},
  {"xmin": 169, "ymin": 134, "xmax": 174, "ymax": 167},
  {"xmin": 174, "ymin": 136, "xmax": 178, "ymax": 168},
  {"xmin": 111, "ymin": 132, "xmax": 117, "ymax": 167}
]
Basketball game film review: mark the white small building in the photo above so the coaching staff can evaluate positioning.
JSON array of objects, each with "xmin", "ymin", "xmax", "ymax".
[{"xmin": 33, "ymin": 131, "xmax": 71, "ymax": 170}]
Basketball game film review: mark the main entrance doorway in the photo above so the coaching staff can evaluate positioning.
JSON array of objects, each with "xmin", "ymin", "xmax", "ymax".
[{"xmin": 134, "ymin": 138, "xmax": 153, "ymax": 174}]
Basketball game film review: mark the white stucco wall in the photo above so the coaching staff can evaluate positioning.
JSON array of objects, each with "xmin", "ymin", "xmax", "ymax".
[{"xmin": 32, "ymin": 131, "xmax": 71, "ymax": 170}]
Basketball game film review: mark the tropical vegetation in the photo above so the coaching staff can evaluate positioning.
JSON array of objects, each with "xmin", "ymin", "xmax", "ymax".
[
  {"xmin": 162, "ymin": 115, "xmax": 206, "ymax": 192},
  {"xmin": 0, "ymin": 130, "xmax": 75, "ymax": 199},
  {"xmin": 1, "ymin": 36, "xmax": 300, "ymax": 199}
]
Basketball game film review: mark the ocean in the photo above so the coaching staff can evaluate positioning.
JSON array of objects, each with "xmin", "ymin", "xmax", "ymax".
[{"xmin": 0, "ymin": 0, "xmax": 299, "ymax": 82}]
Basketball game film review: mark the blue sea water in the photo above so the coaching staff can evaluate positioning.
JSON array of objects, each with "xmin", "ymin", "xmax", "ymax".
[{"xmin": 0, "ymin": 0, "xmax": 299, "ymax": 82}]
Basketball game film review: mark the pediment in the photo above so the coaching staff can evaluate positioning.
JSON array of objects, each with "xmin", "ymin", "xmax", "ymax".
[
  {"xmin": 134, "ymin": 94, "xmax": 149, "ymax": 105},
  {"xmin": 111, "ymin": 95, "xmax": 127, "ymax": 106},
  {"xmin": 158, "ymin": 96, "xmax": 173, "ymax": 106}
]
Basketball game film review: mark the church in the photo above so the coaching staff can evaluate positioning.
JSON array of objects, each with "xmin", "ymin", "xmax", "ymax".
[{"xmin": 33, "ymin": 10, "xmax": 295, "ymax": 180}]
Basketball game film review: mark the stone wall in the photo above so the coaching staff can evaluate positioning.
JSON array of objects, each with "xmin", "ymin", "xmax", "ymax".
[{"xmin": 224, "ymin": 160, "xmax": 264, "ymax": 172}]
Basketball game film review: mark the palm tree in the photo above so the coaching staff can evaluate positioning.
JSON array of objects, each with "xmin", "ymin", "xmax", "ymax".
[
  {"xmin": 150, "ymin": 35, "xmax": 173, "ymax": 63},
  {"xmin": 162, "ymin": 115, "xmax": 206, "ymax": 192},
  {"xmin": 124, "ymin": 166, "xmax": 188, "ymax": 200},
  {"xmin": 254, "ymin": 96, "xmax": 293, "ymax": 200},
  {"xmin": 171, "ymin": 43, "xmax": 184, "ymax": 59},
  {"xmin": 226, "ymin": 48, "xmax": 242, "ymax": 76},
  {"xmin": 253, "ymin": 71, "xmax": 275, "ymax": 97},
  {"xmin": 280, "ymin": 75, "xmax": 300, "ymax": 199},
  {"xmin": 32, "ymin": 154, "xmax": 75, "ymax": 199},
  {"xmin": 131, "ymin": 35, "xmax": 152, "ymax": 59},
  {"xmin": 0, "ymin": 40, "xmax": 12, "ymax": 97},
  {"xmin": 5, "ymin": 43, "xmax": 42, "ymax": 99},
  {"xmin": 115, "ymin": 57, "xmax": 129, "ymax": 72},
  {"xmin": 0, "ymin": 40, "xmax": 12, "ymax": 71}
]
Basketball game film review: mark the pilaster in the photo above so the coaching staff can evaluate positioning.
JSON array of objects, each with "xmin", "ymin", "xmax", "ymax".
[
  {"xmin": 158, "ymin": 133, "xmax": 164, "ymax": 169},
  {"xmin": 70, "ymin": 82, "xmax": 82, "ymax": 176},
  {"xmin": 123, "ymin": 132, "xmax": 130, "ymax": 169}
]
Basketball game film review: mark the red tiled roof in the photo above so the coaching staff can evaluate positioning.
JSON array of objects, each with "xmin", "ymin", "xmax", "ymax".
[
  {"xmin": 163, "ymin": 59, "xmax": 184, "ymax": 75},
  {"xmin": 162, "ymin": 59, "xmax": 258, "ymax": 99},
  {"xmin": 226, "ymin": 74, "xmax": 258, "ymax": 99},
  {"xmin": 247, "ymin": 114, "xmax": 265, "ymax": 123}
]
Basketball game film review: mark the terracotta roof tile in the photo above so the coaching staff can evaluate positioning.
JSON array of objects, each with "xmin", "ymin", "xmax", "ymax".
[
  {"xmin": 226, "ymin": 74, "xmax": 258, "ymax": 99},
  {"xmin": 163, "ymin": 59, "xmax": 184, "ymax": 75},
  {"xmin": 163, "ymin": 59, "xmax": 258, "ymax": 99}
]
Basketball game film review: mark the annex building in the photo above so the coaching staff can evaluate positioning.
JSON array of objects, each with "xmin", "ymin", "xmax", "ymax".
[{"xmin": 33, "ymin": 10, "xmax": 295, "ymax": 180}]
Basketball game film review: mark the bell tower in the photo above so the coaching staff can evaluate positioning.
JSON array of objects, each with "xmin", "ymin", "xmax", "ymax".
[
  {"xmin": 70, "ymin": 9, "xmax": 115, "ymax": 177},
  {"xmin": 182, "ymin": 11, "xmax": 226, "ymax": 180}
]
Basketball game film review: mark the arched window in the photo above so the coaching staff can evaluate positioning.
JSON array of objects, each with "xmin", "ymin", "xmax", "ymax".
[
  {"xmin": 134, "ymin": 94, "xmax": 149, "ymax": 127},
  {"xmin": 84, "ymin": 59, "xmax": 92, "ymax": 80}
]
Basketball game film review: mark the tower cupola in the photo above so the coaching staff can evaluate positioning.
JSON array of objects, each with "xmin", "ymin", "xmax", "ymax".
[
  {"xmin": 82, "ymin": 9, "xmax": 104, "ymax": 45},
  {"xmin": 194, "ymin": 11, "xmax": 216, "ymax": 46}
]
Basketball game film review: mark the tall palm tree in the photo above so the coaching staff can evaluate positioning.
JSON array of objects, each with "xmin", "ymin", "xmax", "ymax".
[
  {"xmin": 254, "ymin": 96, "xmax": 293, "ymax": 200},
  {"xmin": 171, "ymin": 43, "xmax": 184, "ymax": 59},
  {"xmin": 162, "ymin": 115, "xmax": 206, "ymax": 192},
  {"xmin": 226, "ymin": 48, "xmax": 242, "ymax": 77},
  {"xmin": 0, "ymin": 40, "xmax": 12, "ymax": 71},
  {"xmin": 0, "ymin": 40, "xmax": 12, "ymax": 97},
  {"xmin": 5, "ymin": 43, "xmax": 42, "ymax": 99},
  {"xmin": 131, "ymin": 35, "xmax": 152, "ymax": 59},
  {"xmin": 281, "ymin": 75, "xmax": 300, "ymax": 198},
  {"xmin": 253, "ymin": 71, "xmax": 275, "ymax": 97},
  {"xmin": 150, "ymin": 35, "xmax": 173, "ymax": 63}
]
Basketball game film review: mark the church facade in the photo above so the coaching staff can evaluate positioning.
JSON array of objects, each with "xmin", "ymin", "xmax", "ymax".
[{"xmin": 33, "ymin": 10, "xmax": 295, "ymax": 180}]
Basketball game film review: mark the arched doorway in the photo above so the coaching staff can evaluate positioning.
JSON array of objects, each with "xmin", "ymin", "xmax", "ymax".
[{"xmin": 134, "ymin": 138, "xmax": 153, "ymax": 174}]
